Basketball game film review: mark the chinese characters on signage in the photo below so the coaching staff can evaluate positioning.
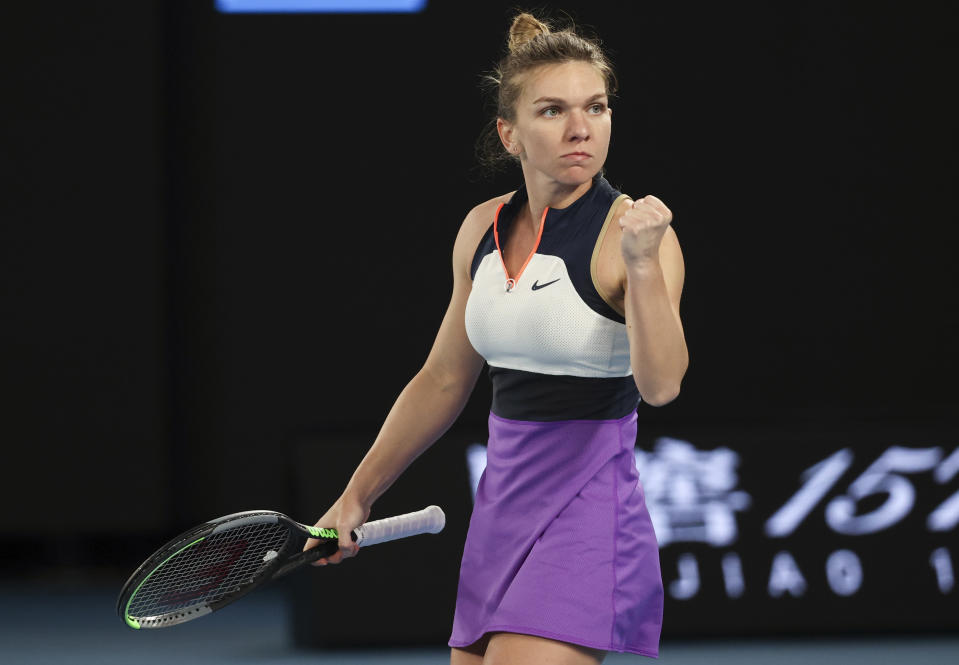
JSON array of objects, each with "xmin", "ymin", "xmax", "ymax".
[{"xmin": 466, "ymin": 439, "xmax": 958, "ymax": 601}]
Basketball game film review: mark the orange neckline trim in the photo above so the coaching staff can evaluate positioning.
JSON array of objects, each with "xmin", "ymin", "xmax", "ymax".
[{"xmin": 492, "ymin": 203, "xmax": 549, "ymax": 292}]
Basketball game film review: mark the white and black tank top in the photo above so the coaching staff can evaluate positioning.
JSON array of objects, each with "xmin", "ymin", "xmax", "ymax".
[{"xmin": 465, "ymin": 175, "xmax": 641, "ymax": 422}]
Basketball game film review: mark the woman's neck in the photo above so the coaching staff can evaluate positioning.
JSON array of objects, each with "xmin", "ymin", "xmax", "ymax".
[{"xmin": 520, "ymin": 168, "xmax": 596, "ymax": 236}]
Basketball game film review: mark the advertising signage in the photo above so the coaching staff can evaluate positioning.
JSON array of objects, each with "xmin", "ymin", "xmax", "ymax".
[{"xmin": 466, "ymin": 424, "xmax": 958, "ymax": 635}]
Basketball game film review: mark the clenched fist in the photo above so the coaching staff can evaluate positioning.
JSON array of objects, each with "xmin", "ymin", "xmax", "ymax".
[{"xmin": 619, "ymin": 195, "xmax": 673, "ymax": 267}]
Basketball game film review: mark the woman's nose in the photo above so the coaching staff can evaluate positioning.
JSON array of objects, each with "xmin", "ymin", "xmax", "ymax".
[{"xmin": 566, "ymin": 111, "xmax": 590, "ymax": 141}]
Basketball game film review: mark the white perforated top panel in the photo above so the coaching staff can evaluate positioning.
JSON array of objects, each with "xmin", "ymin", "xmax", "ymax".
[{"xmin": 465, "ymin": 252, "xmax": 632, "ymax": 378}]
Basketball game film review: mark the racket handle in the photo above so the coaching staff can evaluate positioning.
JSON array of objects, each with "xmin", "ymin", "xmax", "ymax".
[{"xmin": 352, "ymin": 505, "xmax": 445, "ymax": 547}]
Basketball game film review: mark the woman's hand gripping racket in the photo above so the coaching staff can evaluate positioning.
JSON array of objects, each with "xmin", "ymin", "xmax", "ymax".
[{"xmin": 117, "ymin": 505, "xmax": 445, "ymax": 629}]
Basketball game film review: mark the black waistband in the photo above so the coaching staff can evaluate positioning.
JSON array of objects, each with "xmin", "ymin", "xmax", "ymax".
[{"xmin": 489, "ymin": 366, "xmax": 640, "ymax": 422}]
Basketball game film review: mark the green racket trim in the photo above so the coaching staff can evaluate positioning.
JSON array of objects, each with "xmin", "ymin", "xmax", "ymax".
[
  {"xmin": 123, "ymin": 536, "xmax": 207, "ymax": 629},
  {"xmin": 307, "ymin": 526, "xmax": 338, "ymax": 539}
]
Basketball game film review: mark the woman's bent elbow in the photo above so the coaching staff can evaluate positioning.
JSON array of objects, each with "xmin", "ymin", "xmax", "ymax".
[{"xmin": 638, "ymin": 384, "xmax": 681, "ymax": 407}]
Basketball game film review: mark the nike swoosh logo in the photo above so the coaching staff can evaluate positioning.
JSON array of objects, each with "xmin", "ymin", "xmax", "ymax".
[{"xmin": 531, "ymin": 278, "xmax": 561, "ymax": 291}]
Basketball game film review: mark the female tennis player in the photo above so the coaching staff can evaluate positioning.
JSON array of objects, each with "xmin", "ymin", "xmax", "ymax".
[{"xmin": 305, "ymin": 12, "xmax": 687, "ymax": 664}]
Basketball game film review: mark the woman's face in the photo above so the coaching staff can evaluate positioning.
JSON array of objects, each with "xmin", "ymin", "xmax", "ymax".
[{"xmin": 499, "ymin": 60, "xmax": 612, "ymax": 188}]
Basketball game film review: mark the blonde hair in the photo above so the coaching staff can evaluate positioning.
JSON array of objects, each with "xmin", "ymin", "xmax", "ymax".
[
  {"xmin": 507, "ymin": 12, "xmax": 551, "ymax": 54},
  {"xmin": 477, "ymin": 11, "xmax": 618, "ymax": 170}
]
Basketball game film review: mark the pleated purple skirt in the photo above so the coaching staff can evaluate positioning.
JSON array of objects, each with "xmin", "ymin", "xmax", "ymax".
[{"xmin": 449, "ymin": 411, "xmax": 663, "ymax": 657}]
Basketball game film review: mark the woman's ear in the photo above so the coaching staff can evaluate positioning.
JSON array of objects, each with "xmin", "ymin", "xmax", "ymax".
[{"xmin": 497, "ymin": 117, "xmax": 521, "ymax": 155}]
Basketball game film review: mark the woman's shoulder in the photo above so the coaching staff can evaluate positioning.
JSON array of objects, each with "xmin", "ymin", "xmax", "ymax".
[
  {"xmin": 452, "ymin": 192, "xmax": 515, "ymax": 276},
  {"xmin": 464, "ymin": 191, "xmax": 514, "ymax": 228},
  {"xmin": 454, "ymin": 192, "xmax": 514, "ymax": 248}
]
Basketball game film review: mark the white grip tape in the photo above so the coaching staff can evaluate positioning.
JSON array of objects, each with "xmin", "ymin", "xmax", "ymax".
[{"xmin": 353, "ymin": 505, "xmax": 445, "ymax": 547}]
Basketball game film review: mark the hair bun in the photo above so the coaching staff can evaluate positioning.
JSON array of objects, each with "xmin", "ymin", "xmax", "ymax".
[{"xmin": 507, "ymin": 13, "xmax": 550, "ymax": 53}]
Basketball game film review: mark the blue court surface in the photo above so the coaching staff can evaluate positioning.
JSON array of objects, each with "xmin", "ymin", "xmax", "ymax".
[{"xmin": 2, "ymin": 582, "xmax": 957, "ymax": 664}]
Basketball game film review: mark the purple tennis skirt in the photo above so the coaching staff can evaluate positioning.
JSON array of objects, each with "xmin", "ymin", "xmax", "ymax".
[{"xmin": 449, "ymin": 411, "xmax": 663, "ymax": 657}]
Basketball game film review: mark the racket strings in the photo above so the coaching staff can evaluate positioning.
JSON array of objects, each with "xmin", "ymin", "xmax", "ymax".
[{"xmin": 127, "ymin": 522, "xmax": 289, "ymax": 620}]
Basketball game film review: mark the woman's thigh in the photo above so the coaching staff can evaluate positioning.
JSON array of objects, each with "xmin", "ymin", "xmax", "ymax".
[
  {"xmin": 483, "ymin": 632, "xmax": 606, "ymax": 665},
  {"xmin": 450, "ymin": 633, "xmax": 490, "ymax": 665},
  {"xmin": 450, "ymin": 647, "xmax": 484, "ymax": 665}
]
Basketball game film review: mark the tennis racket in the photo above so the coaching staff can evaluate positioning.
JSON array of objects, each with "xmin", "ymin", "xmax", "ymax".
[{"xmin": 117, "ymin": 505, "xmax": 445, "ymax": 629}]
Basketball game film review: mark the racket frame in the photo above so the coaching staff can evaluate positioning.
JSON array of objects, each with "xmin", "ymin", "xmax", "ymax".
[
  {"xmin": 118, "ymin": 505, "xmax": 445, "ymax": 629},
  {"xmin": 117, "ymin": 510, "xmax": 337, "ymax": 629}
]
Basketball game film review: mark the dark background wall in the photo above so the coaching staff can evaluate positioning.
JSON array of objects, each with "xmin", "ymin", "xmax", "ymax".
[
  {"xmin": 1, "ymin": 0, "xmax": 956, "ymax": 635},
  {"xmin": 2, "ymin": 2, "xmax": 167, "ymax": 536}
]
